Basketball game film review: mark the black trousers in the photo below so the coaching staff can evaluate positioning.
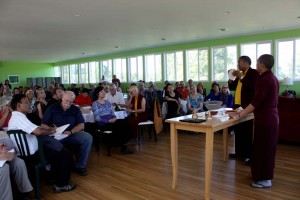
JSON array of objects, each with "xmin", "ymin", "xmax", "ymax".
[
  {"xmin": 44, "ymin": 146, "xmax": 72, "ymax": 186},
  {"xmin": 232, "ymin": 120, "xmax": 254, "ymax": 159},
  {"xmin": 98, "ymin": 119, "xmax": 131, "ymax": 146}
]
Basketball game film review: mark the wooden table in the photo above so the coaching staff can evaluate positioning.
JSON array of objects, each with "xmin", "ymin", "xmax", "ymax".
[{"xmin": 165, "ymin": 113, "xmax": 254, "ymax": 200}]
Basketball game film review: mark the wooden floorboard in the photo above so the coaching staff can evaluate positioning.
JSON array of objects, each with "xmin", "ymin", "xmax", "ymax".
[{"xmin": 39, "ymin": 131, "xmax": 300, "ymax": 200}]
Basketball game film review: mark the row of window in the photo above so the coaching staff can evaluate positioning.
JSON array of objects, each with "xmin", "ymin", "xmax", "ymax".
[{"xmin": 54, "ymin": 38, "xmax": 300, "ymax": 84}]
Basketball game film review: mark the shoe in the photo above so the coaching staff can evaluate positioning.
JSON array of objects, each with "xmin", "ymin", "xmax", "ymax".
[
  {"xmin": 76, "ymin": 167, "xmax": 88, "ymax": 176},
  {"xmin": 53, "ymin": 183, "xmax": 76, "ymax": 193},
  {"xmin": 229, "ymin": 153, "xmax": 240, "ymax": 158},
  {"xmin": 245, "ymin": 158, "xmax": 251, "ymax": 166},
  {"xmin": 120, "ymin": 146, "xmax": 133, "ymax": 154},
  {"xmin": 250, "ymin": 180, "xmax": 272, "ymax": 188}
]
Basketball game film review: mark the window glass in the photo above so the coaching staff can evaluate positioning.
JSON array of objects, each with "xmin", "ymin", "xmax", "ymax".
[
  {"xmin": 186, "ymin": 48, "xmax": 208, "ymax": 81},
  {"xmin": 129, "ymin": 56, "xmax": 143, "ymax": 82},
  {"xmin": 165, "ymin": 51, "xmax": 183, "ymax": 81},
  {"xmin": 54, "ymin": 66, "xmax": 61, "ymax": 78},
  {"xmin": 89, "ymin": 61, "xmax": 100, "ymax": 83},
  {"xmin": 113, "ymin": 58, "xmax": 127, "ymax": 83},
  {"xmin": 79, "ymin": 63, "xmax": 88, "ymax": 83},
  {"xmin": 101, "ymin": 60, "xmax": 112, "ymax": 81},
  {"xmin": 241, "ymin": 42, "xmax": 271, "ymax": 67},
  {"xmin": 212, "ymin": 45, "xmax": 237, "ymax": 81},
  {"xmin": 69, "ymin": 64, "xmax": 78, "ymax": 84},
  {"xmin": 277, "ymin": 40, "xmax": 293, "ymax": 79},
  {"xmin": 61, "ymin": 65, "xmax": 69, "ymax": 84},
  {"xmin": 145, "ymin": 54, "xmax": 162, "ymax": 82}
]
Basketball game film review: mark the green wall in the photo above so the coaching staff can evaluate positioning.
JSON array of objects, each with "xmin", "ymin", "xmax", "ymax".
[
  {"xmin": 1, "ymin": 28, "xmax": 300, "ymax": 96},
  {"xmin": 0, "ymin": 61, "xmax": 54, "ymax": 87}
]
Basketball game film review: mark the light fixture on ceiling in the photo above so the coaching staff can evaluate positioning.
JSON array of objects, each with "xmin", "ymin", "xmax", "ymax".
[
  {"xmin": 74, "ymin": 14, "xmax": 81, "ymax": 17},
  {"xmin": 223, "ymin": 11, "xmax": 230, "ymax": 15},
  {"xmin": 218, "ymin": 28, "xmax": 228, "ymax": 32},
  {"xmin": 114, "ymin": 46, "xmax": 119, "ymax": 49},
  {"xmin": 81, "ymin": 52, "xmax": 85, "ymax": 55},
  {"xmin": 161, "ymin": 38, "xmax": 166, "ymax": 41},
  {"xmin": 297, "ymin": 16, "xmax": 300, "ymax": 19}
]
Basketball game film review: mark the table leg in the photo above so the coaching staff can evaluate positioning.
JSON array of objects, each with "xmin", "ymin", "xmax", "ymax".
[
  {"xmin": 223, "ymin": 128, "xmax": 228, "ymax": 161},
  {"xmin": 170, "ymin": 123, "xmax": 178, "ymax": 189},
  {"xmin": 205, "ymin": 130, "xmax": 214, "ymax": 200}
]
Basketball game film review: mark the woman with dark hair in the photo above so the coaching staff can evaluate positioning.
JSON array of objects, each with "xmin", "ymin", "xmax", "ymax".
[
  {"xmin": 196, "ymin": 82, "xmax": 206, "ymax": 99},
  {"xmin": 92, "ymin": 86, "xmax": 133, "ymax": 154},
  {"xmin": 205, "ymin": 82, "xmax": 220, "ymax": 101},
  {"xmin": 165, "ymin": 84, "xmax": 181, "ymax": 119},
  {"xmin": 4, "ymin": 80, "xmax": 11, "ymax": 89}
]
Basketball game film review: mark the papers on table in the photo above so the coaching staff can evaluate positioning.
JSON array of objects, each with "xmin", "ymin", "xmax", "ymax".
[
  {"xmin": 0, "ymin": 149, "xmax": 14, "ymax": 167},
  {"xmin": 49, "ymin": 124, "xmax": 70, "ymax": 140}
]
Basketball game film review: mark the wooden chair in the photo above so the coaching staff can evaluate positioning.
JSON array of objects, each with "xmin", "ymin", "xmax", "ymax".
[{"xmin": 7, "ymin": 130, "xmax": 47, "ymax": 200}]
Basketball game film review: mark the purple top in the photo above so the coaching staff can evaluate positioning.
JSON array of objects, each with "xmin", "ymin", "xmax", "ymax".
[
  {"xmin": 92, "ymin": 100, "xmax": 116, "ymax": 127},
  {"xmin": 251, "ymin": 70, "xmax": 279, "ymax": 125}
]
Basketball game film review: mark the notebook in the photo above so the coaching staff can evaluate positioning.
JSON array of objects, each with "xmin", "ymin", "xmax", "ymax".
[{"xmin": 179, "ymin": 118, "xmax": 206, "ymax": 123}]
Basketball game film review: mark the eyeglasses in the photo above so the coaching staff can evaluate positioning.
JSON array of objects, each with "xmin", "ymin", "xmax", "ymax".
[{"xmin": 129, "ymin": 90, "xmax": 136, "ymax": 94}]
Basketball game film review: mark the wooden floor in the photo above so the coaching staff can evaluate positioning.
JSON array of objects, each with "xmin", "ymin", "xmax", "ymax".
[{"xmin": 39, "ymin": 131, "xmax": 300, "ymax": 200}]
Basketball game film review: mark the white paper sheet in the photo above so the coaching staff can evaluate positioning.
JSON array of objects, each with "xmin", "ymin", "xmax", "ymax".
[{"xmin": 49, "ymin": 124, "xmax": 70, "ymax": 140}]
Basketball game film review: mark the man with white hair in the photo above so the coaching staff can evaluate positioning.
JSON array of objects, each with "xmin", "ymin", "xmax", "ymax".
[
  {"xmin": 42, "ymin": 91, "xmax": 93, "ymax": 176},
  {"xmin": 105, "ymin": 83, "xmax": 125, "ymax": 108}
]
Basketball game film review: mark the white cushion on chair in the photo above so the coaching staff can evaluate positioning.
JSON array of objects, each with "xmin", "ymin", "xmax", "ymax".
[
  {"xmin": 103, "ymin": 131, "xmax": 112, "ymax": 134},
  {"xmin": 138, "ymin": 120, "xmax": 154, "ymax": 126}
]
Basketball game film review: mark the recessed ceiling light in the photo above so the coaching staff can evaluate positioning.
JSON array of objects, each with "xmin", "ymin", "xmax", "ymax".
[
  {"xmin": 81, "ymin": 52, "xmax": 85, "ymax": 55},
  {"xmin": 224, "ymin": 11, "xmax": 230, "ymax": 15},
  {"xmin": 218, "ymin": 28, "xmax": 228, "ymax": 32},
  {"xmin": 74, "ymin": 14, "xmax": 81, "ymax": 17},
  {"xmin": 297, "ymin": 16, "xmax": 300, "ymax": 19},
  {"xmin": 114, "ymin": 46, "xmax": 119, "ymax": 49},
  {"xmin": 161, "ymin": 38, "xmax": 166, "ymax": 41}
]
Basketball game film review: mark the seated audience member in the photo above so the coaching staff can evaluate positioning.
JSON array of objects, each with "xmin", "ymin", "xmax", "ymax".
[
  {"xmin": 148, "ymin": 81, "xmax": 159, "ymax": 92},
  {"xmin": 92, "ymin": 86, "xmax": 132, "ymax": 154},
  {"xmin": 0, "ymin": 103, "xmax": 11, "ymax": 128},
  {"xmin": 126, "ymin": 85, "xmax": 148, "ymax": 138},
  {"xmin": 165, "ymin": 83, "xmax": 181, "ymax": 119},
  {"xmin": 105, "ymin": 83, "xmax": 125, "ymax": 108},
  {"xmin": 18, "ymin": 86, "xmax": 24, "ymax": 94},
  {"xmin": 113, "ymin": 81, "xmax": 122, "ymax": 93},
  {"xmin": 74, "ymin": 88, "xmax": 92, "ymax": 107},
  {"xmin": 104, "ymin": 84, "xmax": 109, "ymax": 93},
  {"xmin": 25, "ymin": 90, "xmax": 37, "ymax": 125},
  {"xmin": 0, "ymin": 83, "xmax": 4, "ymax": 97},
  {"xmin": 8, "ymin": 94, "xmax": 76, "ymax": 193},
  {"xmin": 45, "ymin": 85, "xmax": 53, "ymax": 101},
  {"xmin": 112, "ymin": 75, "xmax": 121, "ymax": 87},
  {"xmin": 41, "ymin": 91, "xmax": 93, "ymax": 176},
  {"xmin": 47, "ymin": 88, "xmax": 64, "ymax": 108},
  {"xmin": 205, "ymin": 82, "xmax": 221, "ymax": 101},
  {"xmin": 177, "ymin": 81, "xmax": 190, "ymax": 100},
  {"xmin": 138, "ymin": 82, "xmax": 148, "ymax": 96},
  {"xmin": 163, "ymin": 80, "xmax": 170, "ymax": 98},
  {"xmin": 220, "ymin": 83, "xmax": 233, "ymax": 108},
  {"xmin": 0, "ymin": 137, "xmax": 33, "ymax": 200},
  {"xmin": 33, "ymin": 88, "xmax": 48, "ymax": 125},
  {"xmin": 187, "ymin": 79, "xmax": 193, "ymax": 88},
  {"xmin": 13, "ymin": 87, "xmax": 20, "ymax": 95},
  {"xmin": 25, "ymin": 90, "xmax": 36, "ymax": 113},
  {"xmin": 197, "ymin": 82, "xmax": 206, "ymax": 99},
  {"xmin": 187, "ymin": 84, "xmax": 204, "ymax": 114},
  {"xmin": 4, "ymin": 79, "xmax": 12, "ymax": 90}
]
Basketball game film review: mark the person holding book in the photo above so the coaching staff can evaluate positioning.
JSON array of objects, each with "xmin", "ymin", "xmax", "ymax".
[
  {"xmin": 0, "ymin": 137, "xmax": 33, "ymax": 200},
  {"xmin": 8, "ymin": 94, "xmax": 76, "ymax": 193},
  {"xmin": 41, "ymin": 91, "xmax": 93, "ymax": 176}
]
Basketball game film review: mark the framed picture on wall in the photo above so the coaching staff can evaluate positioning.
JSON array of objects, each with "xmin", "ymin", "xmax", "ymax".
[{"xmin": 8, "ymin": 75, "xmax": 20, "ymax": 84}]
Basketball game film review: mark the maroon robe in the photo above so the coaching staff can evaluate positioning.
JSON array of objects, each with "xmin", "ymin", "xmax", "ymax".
[{"xmin": 251, "ymin": 70, "xmax": 279, "ymax": 182}]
